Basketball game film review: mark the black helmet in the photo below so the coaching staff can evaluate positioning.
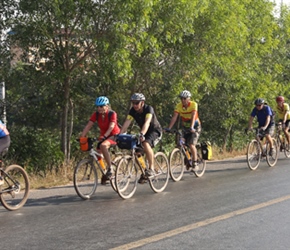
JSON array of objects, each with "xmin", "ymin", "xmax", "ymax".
[{"xmin": 254, "ymin": 98, "xmax": 265, "ymax": 105}]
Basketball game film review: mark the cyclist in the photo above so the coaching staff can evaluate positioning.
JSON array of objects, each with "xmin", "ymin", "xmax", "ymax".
[
  {"xmin": 164, "ymin": 90, "xmax": 201, "ymax": 171},
  {"xmin": 248, "ymin": 98, "xmax": 275, "ymax": 155},
  {"xmin": 80, "ymin": 96, "xmax": 120, "ymax": 185},
  {"xmin": 119, "ymin": 93, "xmax": 162, "ymax": 184},
  {"xmin": 275, "ymin": 95, "xmax": 290, "ymax": 148},
  {"xmin": 0, "ymin": 120, "xmax": 10, "ymax": 185}
]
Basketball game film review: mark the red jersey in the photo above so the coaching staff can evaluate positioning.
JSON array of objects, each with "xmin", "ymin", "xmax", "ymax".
[{"xmin": 89, "ymin": 110, "xmax": 120, "ymax": 136}]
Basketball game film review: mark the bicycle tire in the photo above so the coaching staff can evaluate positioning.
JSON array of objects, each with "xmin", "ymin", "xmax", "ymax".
[
  {"xmin": 109, "ymin": 162, "xmax": 118, "ymax": 192},
  {"xmin": 283, "ymin": 141, "xmax": 290, "ymax": 158},
  {"xmin": 73, "ymin": 158, "xmax": 98, "ymax": 200},
  {"xmin": 0, "ymin": 164, "xmax": 30, "ymax": 211},
  {"xmin": 115, "ymin": 156, "xmax": 139, "ymax": 199},
  {"xmin": 169, "ymin": 148, "xmax": 184, "ymax": 182},
  {"xmin": 246, "ymin": 140, "xmax": 261, "ymax": 170},
  {"xmin": 266, "ymin": 139, "xmax": 278, "ymax": 167},
  {"xmin": 149, "ymin": 152, "xmax": 169, "ymax": 193},
  {"xmin": 193, "ymin": 152, "xmax": 206, "ymax": 177}
]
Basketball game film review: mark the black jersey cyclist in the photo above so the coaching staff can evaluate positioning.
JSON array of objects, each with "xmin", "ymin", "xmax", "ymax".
[{"xmin": 119, "ymin": 93, "xmax": 162, "ymax": 183}]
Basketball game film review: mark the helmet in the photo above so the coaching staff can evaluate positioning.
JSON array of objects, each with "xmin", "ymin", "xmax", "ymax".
[
  {"xmin": 131, "ymin": 93, "xmax": 145, "ymax": 101},
  {"xmin": 179, "ymin": 90, "xmax": 191, "ymax": 98},
  {"xmin": 95, "ymin": 96, "xmax": 109, "ymax": 106},
  {"xmin": 254, "ymin": 98, "xmax": 265, "ymax": 105},
  {"xmin": 276, "ymin": 96, "xmax": 284, "ymax": 103}
]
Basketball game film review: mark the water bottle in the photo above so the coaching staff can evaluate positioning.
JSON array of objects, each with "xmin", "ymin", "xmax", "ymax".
[
  {"xmin": 98, "ymin": 157, "xmax": 106, "ymax": 170},
  {"xmin": 137, "ymin": 154, "xmax": 146, "ymax": 169}
]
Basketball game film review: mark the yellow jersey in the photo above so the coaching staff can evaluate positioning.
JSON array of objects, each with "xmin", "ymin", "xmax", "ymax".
[
  {"xmin": 174, "ymin": 101, "xmax": 200, "ymax": 128},
  {"xmin": 276, "ymin": 103, "xmax": 290, "ymax": 120}
]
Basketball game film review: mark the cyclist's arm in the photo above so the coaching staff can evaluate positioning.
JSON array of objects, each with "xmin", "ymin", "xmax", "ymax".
[
  {"xmin": 261, "ymin": 115, "xmax": 271, "ymax": 130},
  {"xmin": 104, "ymin": 121, "xmax": 115, "ymax": 138},
  {"xmin": 168, "ymin": 112, "xmax": 179, "ymax": 130},
  {"xmin": 283, "ymin": 110, "xmax": 289, "ymax": 124},
  {"xmin": 190, "ymin": 110, "xmax": 197, "ymax": 130},
  {"xmin": 248, "ymin": 116, "xmax": 254, "ymax": 129},
  {"xmin": 119, "ymin": 115, "xmax": 133, "ymax": 134},
  {"xmin": 81, "ymin": 121, "xmax": 94, "ymax": 137},
  {"xmin": 140, "ymin": 113, "xmax": 152, "ymax": 135}
]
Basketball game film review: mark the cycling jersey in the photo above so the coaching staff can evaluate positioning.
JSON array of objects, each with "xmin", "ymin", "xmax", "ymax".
[
  {"xmin": 90, "ymin": 110, "xmax": 120, "ymax": 136},
  {"xmin": 0, "ymin": 120, "xmax": 9, "ymax": 138},
  {"xmin": 174, "ymin": 101, "xmax": 201, "ymax": 128},
  {"xmin": 251, "ymin": 105, "xmax": 274, "ymax": 127},
  {"xmin": 276, "ymin": 103, "xmax": 290, "ymax": 120},
  {"xmin": 127, "ymin": 104, "xmax": 162, "ymax": 134}
]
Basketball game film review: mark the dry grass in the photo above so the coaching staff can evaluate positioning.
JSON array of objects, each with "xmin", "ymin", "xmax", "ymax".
[{"xmin": 27, "ymin": 147, "xmax": 247, "ymax": 189}]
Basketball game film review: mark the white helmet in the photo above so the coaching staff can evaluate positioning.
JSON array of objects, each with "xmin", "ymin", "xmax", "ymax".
[
  {"xmin": 179, "ymin": 90, "xmax": 191, "ymax": 98},
  {"xmin": 131, "ymin": 93, "xmax": 145, "ymax": 101}
]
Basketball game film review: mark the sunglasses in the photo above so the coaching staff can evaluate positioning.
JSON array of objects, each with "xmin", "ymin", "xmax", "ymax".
[
  {"xmin": 181, "ymin": 97, "xmax": 187, "ymax": 100},
  {"xmin": 97, "ymin": 105, "xmax": 105, "ymax": 108},
  {"xmin": 256, "ymin": 104, "xmax": 262, "ymax": 107},
  {"xmin": 132, "ymin": 101, "xmax": 141, "ymax": 105}
]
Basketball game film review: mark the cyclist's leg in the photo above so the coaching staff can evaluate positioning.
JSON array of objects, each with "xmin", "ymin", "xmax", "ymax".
[
  {"xmin": 0, "ymin": 135, "xmax": 10, "ymax": 155},
  {"xmin": 284, "ymin": 120, "xmax": 290, "ymax": 146},
  {"xmin": 265, "ymin": 124, "xmax": 275, "ymax": 154},
  {"xmin": 184, "ymin": 128, "xmax": 201, "ymax": 166},
  {"xmin": 142, "ymin": 130, "xmax": 162, "ymax": 175}
]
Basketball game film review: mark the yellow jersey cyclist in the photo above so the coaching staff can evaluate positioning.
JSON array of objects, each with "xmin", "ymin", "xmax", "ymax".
[
  {"xmin": 165, "ymin": 90, "xmax": 201, "ymax": 171},
  {"xmin": 248, "ymin": 98, "xmax": 275, "ymax": 155},
  {"xmin": 119, "ymin": 93, "xmax": 162, "ymax": 183},
  {"xmin": 276, "ymin": 95, "xmax": 290, "ymax": 148}
]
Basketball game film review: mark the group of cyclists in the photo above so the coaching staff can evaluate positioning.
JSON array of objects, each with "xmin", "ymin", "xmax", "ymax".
[
  {"xmin": 80, "ymin": 91, "xmax": 290, "ymax": 185},
  {"xmin": 80, "ymin": 90, "xmax": 201, "ymax": 185},
  {"xmin": 0, "ymin": 91, "xmax": 288, "ymax": 187},
  {"xmin": 248, "ymin": 96, "xmax": 290, "ymax": 155}
]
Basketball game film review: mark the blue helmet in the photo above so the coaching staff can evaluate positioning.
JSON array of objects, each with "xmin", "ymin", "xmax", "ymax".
[{"xmin": 95, "ymin": 96, "xmax": 109, "ymax": 106}]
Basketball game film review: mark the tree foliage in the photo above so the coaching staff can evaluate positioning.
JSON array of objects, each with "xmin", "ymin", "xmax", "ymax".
[{"xmin": 1, "ymin": 0, "xmax": 290, "ymax": 173}]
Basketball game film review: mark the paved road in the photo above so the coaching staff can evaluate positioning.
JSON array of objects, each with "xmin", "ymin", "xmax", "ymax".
[{"xmin": 1, "ymin": 154, "xmax": 290, "ymax": 249}]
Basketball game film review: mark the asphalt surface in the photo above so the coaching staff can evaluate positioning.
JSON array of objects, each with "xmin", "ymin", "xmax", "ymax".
[{"xmin": 1, "ymin": 154, "xmax": 290, "ymax": 250}]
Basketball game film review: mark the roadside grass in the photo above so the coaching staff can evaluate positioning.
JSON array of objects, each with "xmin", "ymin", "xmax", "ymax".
[{"xmin": 27, "ymin": 146, "xmax": 247, "ymax": 190}]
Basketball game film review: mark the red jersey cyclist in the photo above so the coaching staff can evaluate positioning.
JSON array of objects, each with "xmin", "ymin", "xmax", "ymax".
[
  {"xmin": 165, "ymin": 90, "xmax": 201, "ymax": 171},
  {"xmin": 80, "ymin": 96, "xmax": 120, "ymax": 184},
  {"xmin": 276, "ymin": 95, "xmax": 290, "ymax": 148},
  {"xmin": 0, "ymin": 120, "xmax": 10, "ymax": 185}
]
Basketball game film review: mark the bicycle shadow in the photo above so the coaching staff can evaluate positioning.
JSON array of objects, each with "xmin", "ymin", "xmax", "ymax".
[{"xmin": 23, "ymin": 185, "xmax": 121, "ymax": 208}]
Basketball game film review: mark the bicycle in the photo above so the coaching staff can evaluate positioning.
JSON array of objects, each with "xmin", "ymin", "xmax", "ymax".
[
  {"xmin": 167, "ymin": 129, "xmax": 206, "ymax": 181},
  {"xmin": 114, "ymin": 134, "xmax": 169, "ymax": 199},
  {"xmin": 0, "ymin": 148, "xmax": 30, "ymax": 211},
  {"xmin": 73, "ymin": 138, "xmax": 123, "ymax": 200},
  {"xmin": 274, "ymin": 122, "xmax": 290, "ymax": 158},
  {"xmin": 246, "ymin": 128, "xmax": 278, "ymax": 170}
]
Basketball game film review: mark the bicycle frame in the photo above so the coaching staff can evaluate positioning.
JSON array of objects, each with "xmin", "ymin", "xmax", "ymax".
[
  {"xmin": 168, "ymin": 129, "xmax": 206, "ymax": 181},
  {"xmin": 115, "ymin": 134, "xmax": 169, "ymax": 199},
  {"xmin": 275, "ymin": 122, "xmax": 290, "ymax": 158},
  {"xmin": 0, "ymin": 168, "xmax": 20, "ymax": 194},
  {"xmin": 246, "ymin": 128, "xmax": 278, "ymax": 170}
]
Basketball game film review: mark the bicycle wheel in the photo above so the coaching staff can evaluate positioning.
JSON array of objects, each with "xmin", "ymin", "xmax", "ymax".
[
  {"xmin": 109, "ymin": 162, "xmax": 118, "ymax": 192},
  {"xmin": 266, "ymin": 139, "xmax": 278, "ymax": 167},
  {"xmin": 169, "ymin": 148, "xmax": 184, "ymax": 182},
  {"xmin": 0, "ymin": 164, "xmax": 30, "ymax": 211},
  {"xmin": 149, "ymin": 152, "xmax": 169, "ymax": 193},
  {"xmin": 73, "ymin": 158, "xmax": 98, "ymax": 200},
  {"xmin": 246, "ymin": 140, "xmax": 261, "ymax": 170},
  {"xmin": 283, "ymin": 140, "xmax": 290, "ymax": 158},
  {"xmin": 193, "ymin": 152, "xmax": 206, "ymax": 177},
  {"xmin": 115, "ymin": 156, "xmax": 139, "ymax": 199}
]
